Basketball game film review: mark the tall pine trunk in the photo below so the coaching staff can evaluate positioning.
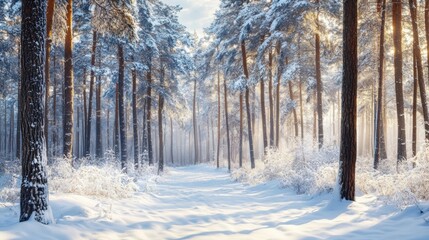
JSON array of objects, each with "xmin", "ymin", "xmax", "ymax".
[
  {"xmin": 315, "ymin": 0, "xmax": 324, "ymax": 149},
  {"xmin": 241, "ymin": 40, "xmax": 255, "ymax": 169},
  {"xmin": 374, "ymin": 0, "xmax": 387, "ymax": 169},
  {"xmin": 268, "ymin": 50, "xmax": 275, "ymax": 147},
  {"xmin": 339, "ymin": 0, "xmax": 358, "ymax": 201},
  {"xmin": 224, "ymin": 76, "xmax": 231, "ymax": 171},
  {"xmin": 217, "ymin": 69, "xmax": 221, "ymax": 168},
  {"xmin": 20, "ymin": 0, "xmax": 53, "ymax": 224},
  {"xmin": 95, "ymin": 75, "xmax": 102, "ymax": 158},
  {"xmin": 114, "ymin": 83, "xmax": 120, "ymax": 159},
  {"xmin": 289, "ymin": 81, "xmax": 299, "ymax": 137},
  {"xmin": 260, "ymin": 77, "xmax": 268, "ymax": 153},
  {"xmin": 85, "ymin": 31, "xmax": 97, "ymax": 157},
  {"xmin": 409, "ymin": 0, "xmax": 429, "ymax": 142},
  {"xmin": 392, "ymin": 0, "xmax": 407, "ymax": 162},
  {"xmin": 117, "ymin": 44, "xmax": 127, "ymax": 172},
  {"xmin": 412, "ymin": 53, "xmax": 418, "ymax": 158},
  {"xmin": 132, "ymin": 64, "xmax": 139, "ymax": 169},
  {"xmin": 63, "ymin": 0, "xmax": 74, "ymax": 159},
  {"xmin": 146, "ymin": 69, "xmax": 153, "ymax": 165},
  {"xmin": 158, "ymin": 67, "xmax": 165, "ymax": 173},
  {"xmin": 44, "ymin": 0, "xmax": 55, "ymax": 156},
  {"xmin": 193, "ymin": 77, "xmax": 199, "ymax": 164},
  {"xmin": 275, "ymin": 49, "xmax": 281, "ymax": 147}
]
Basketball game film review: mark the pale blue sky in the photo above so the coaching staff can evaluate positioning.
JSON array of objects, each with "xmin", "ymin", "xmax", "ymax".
[{"xmin": 162, "ymin": 0, "xmax": 220, "ymax": 36}]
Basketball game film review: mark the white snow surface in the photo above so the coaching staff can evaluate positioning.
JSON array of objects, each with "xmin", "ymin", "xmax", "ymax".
[{"xmin": 1, "ymin": 165, "xmax": 428, "ymax": 239}]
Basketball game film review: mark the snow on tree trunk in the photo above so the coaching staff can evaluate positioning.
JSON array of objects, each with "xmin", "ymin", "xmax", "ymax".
[
  {"xmin": 20, "ymin": 0, "xmax": 54, "ymax": 224},
  {"xmin": 63, "ymin": 0, "xmax": 74, "ymax": 159}
]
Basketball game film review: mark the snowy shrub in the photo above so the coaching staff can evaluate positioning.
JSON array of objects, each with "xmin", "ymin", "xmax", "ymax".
[
  {"xmin": 0, "ymin": 155, "xmax": 159, "ymax": 203},
  {"xmin": 232, "ymin": 143, "xmax": 339, "ymax": 195},
  {"xmin": 0, "ymin": 161, "xmax": 20, "ymax": 203},
  {"xmin": 233, "ymin": 141, "xmax": 429, "ymax": 208},
  {"xmin": 48, "ymin": 157, "xmax": 157, "ymax": 199}
]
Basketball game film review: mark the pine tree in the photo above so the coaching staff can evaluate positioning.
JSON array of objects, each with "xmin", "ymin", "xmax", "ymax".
[
  {"xmin": 339, "ymin": 0, "xmax": 358, "ymax": 201},
  {"xmin": 20, "ymin": 0, "xmax": 54, "ymax": 224}
]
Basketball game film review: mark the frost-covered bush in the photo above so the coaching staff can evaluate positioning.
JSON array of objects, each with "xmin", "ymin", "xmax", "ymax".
[
  {"xmin": 0, "ymin": 160, "xmax": 20, "ymax": 203},
  {"xmin": 48, "ymin": 157, "xmax": 158, "ymax": 199},
  {"xmin": 233, "ymin": 142, "xmax": 429, "ymax": 208},
  {"xmin": 0, "ymin": 155, "xmax": 159, "ymax": 203},
  {"xmin": 232, "ymin": 143, "xmax": 339, "ymax": 195}
]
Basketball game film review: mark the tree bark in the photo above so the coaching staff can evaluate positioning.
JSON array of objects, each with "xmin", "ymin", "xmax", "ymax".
[
  {"xmin": 260, "ymin": 77, "xmax": 268, "ymax": 154},
  {"xmin": 409, "ymin": 0, "xmax": 429, "ymax": 142},
  {"xmin": 146, "ymin": 69, "xmax": 153, "ymax": 165},
  {"xmin": 63, "ymin": 0, "xmax": 74, "ymax": 159},
  {"xmin": 289, "ymin": 81, "xmax": 299, "ymax": 137},
  {"xmin": 158, "ymin": 67, "xmax": 165, "ymax": 174},
  {"xmin": 193, "ymin": 77, "xmax": 199, "ymax": 164},
  {"xmin": 224, "ymin": 76, "xmax": 231, "ymax": 171},
  {"xmin": 374, "ymin": 0, "xmax": 387, "ymax": 169},
  {"xmin": 217, "ymin": 69, "xmax": 221, "ymax": 168},
  {"xmin": 44, "ymin": 0, "xmax": 55, "ymax": 156},
  {"xmin": 114, "ymin": 83, "xmax": 120, "ymax": 159},
  {"xmin": 16, "ymin": 82, "xmax": 21, "ymax": 159},
  {"xmin": 20, "ymin": 0, "xmax": 53, "ymax": 224},
  {"xmin": 275, "ymin": 47, "xmax": 281, "ymax": 147},
  {"xmin": 117, "ymin": 44, "xmax": 127, "ymax": 172},
  {"xmin": 85, "ymin": 31, "xmax": 97, "ymax": 157},
  {"xmin": 339, "ymin": 0, "xmax": 358, "ymax": 201},
  {"xmin": 268, "ymin": 50, "xmax": 275, "ymax": 147},
  {"xmin": 315, "ymin": 0, "xmax": 324, "ymax": 149},
  {"xmin": 412, "ymin": 53, "xmax": 418, "ymax": 158},
  {"xmin": 392, "ymin": 0, "xmax": 407, "ymax": 161},
  {"xmin": 132, "ymin": 63, "xmax": 139, "ymax": 169},
  {"xmin": 241, "ymin": 40, "xmax": 255, "ymax": 169},
  {"xmin": 95, "ymin": 61, "xmax": 102, "ymax": 158},
  {"xmin": 239, "ymin": 93, "xmax": 243, "ymax": 167}
]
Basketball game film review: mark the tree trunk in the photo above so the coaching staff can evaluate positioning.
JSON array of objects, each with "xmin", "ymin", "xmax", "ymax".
[
  {"xmin": 241, "ymin": 40, "xmax": 255, "ymax": 169},
  {"xmin": 63, "ymin": 0, "xmax": 74, "ymax": 159},
  {"xmin": 392, "ymin": 0, "xmax": 407, "ymax": 162},
  {"xmin": 339, "ymin": 0, "xmax": 358, "ymax": 201},
  {"xmin": 315, "ymin": 0, "xmax": 324, "ymax": 149},
  {"xmin": 132, "ymin": 64, "xmax": 139, "ymax": 169},
  {"xmin": 52, "ymin": 51, "xmax": 57, "ymax": 157},
  {"xmin": 114, "ymin": 83, "xmax": 120, "ymax": 159},
  {"xmin": 409, "ymin": 0, "xmax": 429, "ymax": 142},
  {"xmin": 224, "ymin": 76, "xmax": 231, "ymax": 171},
  {"xmin": 146, "ymin": 69, "xmax": 153, "ymax": 165},
  {"xmin": 117, "ymin": 44, "xmax": 127, "ymax": 172},
  {"xmin": 85, "ymin": 31, "xmax": 97, "ymax": 157},
  {"xmin": 289, "ymin": 81, "xmax": 299, "ymax": 137},
  {"xmin": 44, "ymin": 0, "xmax": 55, "ymax": 156},
  {"xmin": 374, "ymin": 0, "xmax": 387, "ymax": 169},
  {"xmin": 268, "ymin": 50, "xmax": 275, "ymax": 147},
  {"xmin": 425, "ymin": 0, "xmax": 429, "ymax": 82},
  {"xmin": 239, "ymin": 93, "xmax": 243, "ymax": 167},
  {"xmin": 299, "ymin": 78, "xmax": 304, "ymax": 140},
  {"xmin": 193, "ymin": 77, "xmax": 199, "ymax": 164},
  {"xmin": 217, "ymin": 69, "xmax": 221, "ymax": 168},
  {"xmin": 82, "ymin": 68, "xmax": 87, "ymax": 155},
  {"xmin": 275, "ymin": 55, "xmax": 281, "ymax": 148},
  {"xmin": 170, "ymin": 118, "xmax": 174, "ymax": 164},
  {"xmin": 20, "ymin": 0, "xmax": 53, "ymax": 224},
  {"xmin": 412, "ymin": 53, "xmax": 418, "ymax": 158},
  {"xmin": 260, "ymin": 77, "xmax": 268, "ymax": 154},
  {"xmin": 16, "ymin": 82, "xmax": 21, "ymax": 159},
  {"xmin": 158, "ymin": 67, "xmax": 165, "ymax": 173},
  {"xmin": 95, "ymin": 68, "xmax": 102, "ymax": 158}
]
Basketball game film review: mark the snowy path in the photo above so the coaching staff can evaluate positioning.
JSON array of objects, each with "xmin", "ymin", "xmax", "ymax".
[{"xmin": 0, "ymin": 165, "xmax": 428, "ymax": 239}]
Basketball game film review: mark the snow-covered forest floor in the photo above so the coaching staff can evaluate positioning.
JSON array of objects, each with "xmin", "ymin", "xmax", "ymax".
[{"xmin": 1, "ymin": 164, "xmax": 428, "ymax": 239}]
